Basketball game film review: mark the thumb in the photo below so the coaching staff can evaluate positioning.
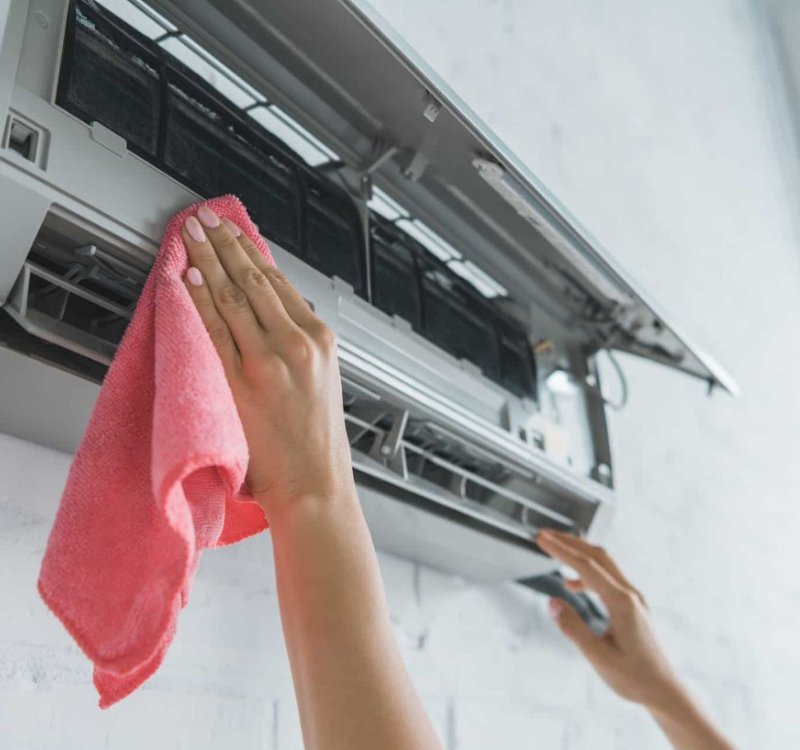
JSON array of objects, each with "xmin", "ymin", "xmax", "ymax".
[{"xmin": 549, "ymin": 598, "xmax": 610, "ymax": 664}]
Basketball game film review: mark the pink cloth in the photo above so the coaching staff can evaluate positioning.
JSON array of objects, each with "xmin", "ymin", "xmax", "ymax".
[{"xmin": 38, "ymin": 196, "xmax": 269, "ymax": 708}]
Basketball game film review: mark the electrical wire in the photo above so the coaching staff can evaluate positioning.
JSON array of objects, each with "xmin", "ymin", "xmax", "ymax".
[{"xmin": 600, "ymin": 348, "xmax": 629, "ymax": 411}]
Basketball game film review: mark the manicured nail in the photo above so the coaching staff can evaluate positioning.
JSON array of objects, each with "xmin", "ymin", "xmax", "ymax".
[
  {"xmin": 222, "ymin": 217, "xmax": 241, "ymax": 237},
  {"xmin": 186, "ymin": 266, "xmax": 203, "ymax": 287},
  {"xmin": 197, "ymin": 205, "xmax": 221, "ymax": 228},
  {"xmin": 548, "ymin": 598, "xmax": 564, "ymax": 619},
  {"xmin": 185, "ymin": 216, "xmax": 206, "ymax": 243}
]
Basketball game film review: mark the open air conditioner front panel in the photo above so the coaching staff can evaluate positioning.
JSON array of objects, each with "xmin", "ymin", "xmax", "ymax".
[{"xmin": 154, "ymin": 0, "xmax": 737, "ymax": 393}]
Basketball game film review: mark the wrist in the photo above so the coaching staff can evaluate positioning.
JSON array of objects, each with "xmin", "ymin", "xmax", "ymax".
[
  {"xmin": 644, "ymin": 677, "xmax": 695, "ymax": 721},
  {"xmin": 254, "ymin": 478, "xmax": 359, "ymax": 517},
  {"xmin": 646, "ymin": 678, "xmax": 736, "ymax": 750}
]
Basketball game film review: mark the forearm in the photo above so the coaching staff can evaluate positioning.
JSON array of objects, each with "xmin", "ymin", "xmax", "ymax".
[
  {"xmin": 648, "ymin": 682, "xmax": 737, "ymax": 750},
  {"xmin": 264, "ymin": 489, "xmax": 443, "ymax": 750}
]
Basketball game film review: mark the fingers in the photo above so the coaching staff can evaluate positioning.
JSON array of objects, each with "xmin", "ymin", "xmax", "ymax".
[
  {"xmin": 182, "ymin": 265, "xmax": 240, "ymax": 375},
  {"xmin": 181, "ymin": 204, "xmax": 331, "ymax": 372},
  {"xmin": 181, "ymin": 214, "xmax": 266, "ymax": 360},
  {"xmin": 193, "ymin": 207, "xmax": 298, "ymax": 338},
  {"xmin": 541, "ymin": 530, "xmax": 647, "ymax": 607},
  {"xmin": 537, "ymin": 530, "xmax": 630, "ymax": 608},
  {"xmin": 555, "ymin": 533, "xmax": 637, "ymax": 592},
  {"xmin": 221, "ymin": 217, "xmax": 318, "ymax": 329},
  {"xmin": 548, "ymin": 598, "xmax": 615, "ymax": 665}
]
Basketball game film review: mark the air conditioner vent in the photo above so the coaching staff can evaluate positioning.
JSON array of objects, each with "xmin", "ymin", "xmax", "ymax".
[
  {"xmin": 3, "ymin": 219, "xmax": 148, "ymax": 365},
  {"xmin": 342, "ymin": 381, "xmax": 593, "ymax": 544}
]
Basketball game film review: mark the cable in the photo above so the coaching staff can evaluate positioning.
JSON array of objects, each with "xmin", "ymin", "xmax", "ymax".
[{"xmin": 600, "ymin": 348, "xmax": 629, "ymax": 411}]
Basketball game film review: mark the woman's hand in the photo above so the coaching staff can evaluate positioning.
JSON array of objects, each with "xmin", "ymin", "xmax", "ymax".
[
  {"xmin": 537, "ymin": 529, "xmax": 680, "ymax": 710},
  {"xmin": 537, "ymin": 530, "xmax": 737, "ymax": 750},
  {"xmin": 181, "ymin": 205, "xmax": 354, "ymax": 512}
]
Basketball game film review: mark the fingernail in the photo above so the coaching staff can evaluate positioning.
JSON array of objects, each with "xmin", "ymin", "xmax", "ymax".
[
  {"xmin": 538, "ymin": 528, "xmax": 554, "ymax": 542},
  {"xmin": 185, "ymin": 216, "xmax": 206, "ymax": 243},
  {"xmin": 222, "ymin": 217, "xmax": 241, "ymax": 237},
  {"xmin": 186, "ymin": 266, "xmax": 203, "ymax": 287},
  {"xmin": 197, "ymin": 205, "xmax": 221, "ymax": 228},
  {"xmin": 548, "ymin": 598, "xmax": 564, "ymax": 619}
]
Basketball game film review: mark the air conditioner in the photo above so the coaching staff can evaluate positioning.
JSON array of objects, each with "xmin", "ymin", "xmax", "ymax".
[{"xmin": 0, "ymin": 0, "xmax": 736, "ymax": 586}]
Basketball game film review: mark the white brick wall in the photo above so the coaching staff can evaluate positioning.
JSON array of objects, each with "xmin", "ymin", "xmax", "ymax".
[{"xmin": 3, "ymin": 0, "xmax": 800, "ymax": 747}]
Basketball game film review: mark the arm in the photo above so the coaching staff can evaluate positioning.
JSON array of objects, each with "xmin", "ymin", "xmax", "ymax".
[
  {"xmin": 647, "ymin": 682, "xmax": 738, "ymax": 750},
  {"xmin": 267, "ymin": 493, "xmax": 440, "ymax": 750},
  {"xmin": 181, "ymin": 206, "xmax": 443, "ymax": 750},
  {"xmin": 537, "ymin": 530, "xmax": 737, "ymax": 750}
]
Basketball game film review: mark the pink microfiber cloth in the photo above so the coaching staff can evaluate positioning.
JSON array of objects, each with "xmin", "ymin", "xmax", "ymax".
[{"xmin": 38, "ymin": 196, "xmax": 269, "ymax": 708}]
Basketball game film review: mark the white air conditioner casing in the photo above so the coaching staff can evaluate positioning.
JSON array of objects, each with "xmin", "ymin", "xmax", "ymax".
[{"xmin": 0, "ymin": 0, "xmax": 735, "ymax": 583}]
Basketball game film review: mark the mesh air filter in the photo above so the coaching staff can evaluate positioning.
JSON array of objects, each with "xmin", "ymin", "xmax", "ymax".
[
  {"xmin": 58, "ymin": 3, "xmax": 161, "ymax": 157},
  {"xmin": 303, "ymin": 170, "xmax": 364, "ymax": 293},
  {"xmin": 370, "ymin": 221, "xmax": 422, "ymax": 328}
]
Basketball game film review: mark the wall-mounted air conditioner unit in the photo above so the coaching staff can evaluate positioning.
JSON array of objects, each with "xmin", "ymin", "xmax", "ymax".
[{"xmin": 0, "ymin": 0, "xmax": 735, "ymax": 589}]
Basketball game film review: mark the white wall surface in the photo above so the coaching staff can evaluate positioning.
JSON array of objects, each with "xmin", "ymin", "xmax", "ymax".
[{"xmin": 3, "ymin": 0, "xmax": 800, "ymax": 747}]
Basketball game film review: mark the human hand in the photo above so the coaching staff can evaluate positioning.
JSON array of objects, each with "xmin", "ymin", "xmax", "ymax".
[
  {"xmin": 181, "ymin": 205, "xmax": 354, "ymax": 512},
  {"xmin": 536, "ymin": 529, "xmax": 683, "ymax": 712}
]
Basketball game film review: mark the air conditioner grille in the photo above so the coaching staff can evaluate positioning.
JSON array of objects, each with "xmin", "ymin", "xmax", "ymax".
[{"xmin": 342, "ymin": 385, "xmax": 586, "ymax": 542}]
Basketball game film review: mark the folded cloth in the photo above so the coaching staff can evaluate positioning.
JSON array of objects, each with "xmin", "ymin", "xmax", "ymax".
[{"xmin": 38, "ymin": 195, "xmax": 269, "ymax": 708}]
